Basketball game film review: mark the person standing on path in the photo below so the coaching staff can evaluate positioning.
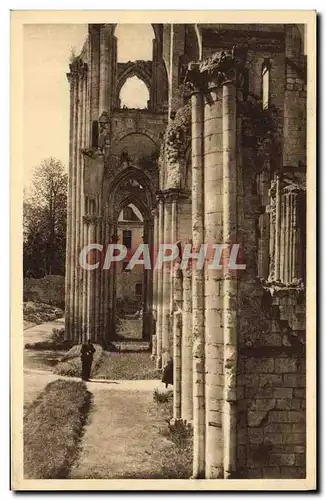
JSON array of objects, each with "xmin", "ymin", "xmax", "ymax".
[{"xmin": 81, "ymin": 340, "xmax": 96, "ymax": 381}]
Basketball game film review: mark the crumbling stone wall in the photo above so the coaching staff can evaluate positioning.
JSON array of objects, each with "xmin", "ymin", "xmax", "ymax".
[
  {"xmin": 24, "ymin": 275, "xmax": 65, "ymax": 308},
  {"xmin": 237, "ymin": 286, "xmax": 306, "ymax": 478}
]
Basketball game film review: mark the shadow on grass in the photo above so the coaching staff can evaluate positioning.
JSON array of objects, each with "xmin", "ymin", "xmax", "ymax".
[{"xmin": 24, "ymin": 379, "xmax": 93, "ymax": 479}]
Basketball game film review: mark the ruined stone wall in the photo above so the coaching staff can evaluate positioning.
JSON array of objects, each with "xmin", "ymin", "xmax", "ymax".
[
  {"xmin": 111, "ymin": 110, "xmax": 166, "ymax": 149},
  {"xmin": 237, "ymin": 286, "xmax": 306, "ymax": 479},
  {"xmin": 24, "ymin": 275, "xmax": 65, "ymax": 308},
  {"xmin": 283, "ymin": 58, "xmax": 307, "ymax": 168},
  {"xmin": 177, "ymin": 199, "xmax": 192, "ymax": 242}
]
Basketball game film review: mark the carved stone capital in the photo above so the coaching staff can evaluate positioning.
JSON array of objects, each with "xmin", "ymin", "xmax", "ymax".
[
  {"xmin": 69, "ymin": 58, "xmax": 88, "ymax": 78},
  {"xmin": 184, "ymin": 62, "xmax": 206, "ymax": 96},
  {"xmin": 160, "ymin": 188, "xmax": 188, "ymax": 203},
  {"xmin": 83, "ymin": 215, "xmax": 103, "ymax": 225},
  {"xmin": 185, "ymin": 46, "xmax": 248, "ymax": 93}
]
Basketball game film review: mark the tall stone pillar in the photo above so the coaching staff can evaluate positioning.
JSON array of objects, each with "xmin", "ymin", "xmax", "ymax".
[
  {"xmin": 94, "ymin": 216, "xmax": 103, "ymax": 342},
  {"xmin": 64, "ymin": 71, "xmax": 76, "ymax": 340},
  {"xmin": 203, "ymin": 79, "xmax": 224, "ymax": 480},
  {"xmin": 222, "ymin": 80, "xmax": 238, "ymax": 479},
  {"xmin": 142, "ymin": 218, "xmax": 152, "ymax": 342},
  {"xmin": 103, "ymin": 218, "xmax": 112, "ymax": 342},
  {"xmin": 151, "ymin": 208, "xmax": 159, "ymax": 359},
  {"xmin": 173, "ymin": 267, "xmax": 183, "ymax": 420},
  {"xmin": 268, "ymin": 180, "xmax": 277, "ymax": 281},
  {"xmin": 156, "ymin": 195, "xmax": 164, "ymax": 368},
  {"xmin": 170, "ymin": 196, "xmax": 178, "ymax": 315},
  {"xmin": 86, "ymin": 216, "xmax": 96, "ymax": 342},
  {"xmin": 162, "ymin": 194, "xmax": 173, "ymax": 365},
  {"xmin": 187, "ymin": 64, "xmax": 206, "ymax": 478},
  {"xmin": 274, "ymin": 174, "xmax": 282, "ymax": 281},
  {"xmin": 81, "ymin": 216, "xmax": 89, "ymax": 337},
  {"xmin": 70, "ymin": 71, "xmax": 79, "ymax": 342},
  {"xmin": 99, "ymin": 25, "xmax": 111, "ymax": 115},
  {"xmin": 283, "ymin": 184, "xmax": 303, "ymax": 283},
  {"xmin": 89, "ymin": 24, "xmax": 101, "ymax": 123},
  {"xmin": 111, "ymin": 222, "xmax": 118, "ymax": 336},
  {"xmin": 181, "ymin": 267, "xmax": 193, "ymax": 423},
  {"xmin": 168, "ymin": 24, "xmax": 186, "ymax": 116},
  {"xmin": 74, "ymin": 65, "xmax": 85, "ymax": 342}
]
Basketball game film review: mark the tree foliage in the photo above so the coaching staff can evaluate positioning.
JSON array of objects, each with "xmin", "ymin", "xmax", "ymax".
[{"xmin": 23, "ymin": 158, "xmax": 67, "ymax": 278}]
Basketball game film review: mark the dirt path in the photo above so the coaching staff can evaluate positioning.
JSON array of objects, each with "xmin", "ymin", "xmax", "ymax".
[
  {"xmin": 69, "ymin": 379, "xmax": 175, "ymax": 479},
  {"xmin": 24, "ymin": 317, "xmax": 64, "ymax": 344}
]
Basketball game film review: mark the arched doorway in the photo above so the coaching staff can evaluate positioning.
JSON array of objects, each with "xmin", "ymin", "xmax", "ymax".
[
  {"xmin": 115, "ymin": 203, "xmax": 145, "ymax": 340},
  {"xmin": 103, "ymin": 165, "xmax": 156, "ymax": 342}
]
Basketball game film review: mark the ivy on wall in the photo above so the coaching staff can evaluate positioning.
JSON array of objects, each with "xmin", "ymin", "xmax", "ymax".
[
  {"xmin": 240, "ymin": 95, "xmax": 282, "ymax": 171},
  {"xmin": 159, "ymin": 102, "xmax": 191, "ymax": 168}
]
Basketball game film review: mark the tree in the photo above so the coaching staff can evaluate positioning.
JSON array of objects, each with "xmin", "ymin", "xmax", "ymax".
[{"xmin": 23, "ymin": 158, "xmax": 68, "ymax": 278}]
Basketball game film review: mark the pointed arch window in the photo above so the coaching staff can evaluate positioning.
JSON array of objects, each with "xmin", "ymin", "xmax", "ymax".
[
  {"xmin": 262, "ymin": 59, "xmax": 271, "ymax": 110},
  {"xmin": 119, "ymin": 76, "xmax": 150, "ymax": 109}
]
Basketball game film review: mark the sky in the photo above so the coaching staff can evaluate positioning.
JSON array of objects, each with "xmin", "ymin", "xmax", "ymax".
[{"xmin": 23, "ymin": 24, "xmax": 154, "ymax": 190}]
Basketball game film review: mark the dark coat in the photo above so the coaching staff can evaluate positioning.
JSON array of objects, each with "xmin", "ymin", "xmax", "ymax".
[
  {"xmin": 162, "ymin": 359, "xmax": 173, "ymax": 388},
  {"xmin": 80, "ymin": 343, "xmax": 96, "ymax": 381}
]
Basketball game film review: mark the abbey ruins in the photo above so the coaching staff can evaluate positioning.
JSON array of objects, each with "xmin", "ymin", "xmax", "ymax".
[{"xmin": 64, "ymin": 23, "xmax": 306, "ymax": 479}]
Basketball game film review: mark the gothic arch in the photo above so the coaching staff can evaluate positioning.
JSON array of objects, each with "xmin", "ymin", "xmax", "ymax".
[
  {"xmin": 114, "ymin": 131, "xmax": 158, "ymax": 149},
  {"xmin": 116, "ymin": 63, "xmax": 152, "ymax": 105},
  {"xmin": 107, "ymin": 165, "xmax": 156, "ymax": 216}
]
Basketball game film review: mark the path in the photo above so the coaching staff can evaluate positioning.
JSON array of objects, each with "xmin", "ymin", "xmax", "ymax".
[
  {"xmin": 24, "ymin": 317, "xmax": 64, "ymax": 345},
  {"xmin": 24, "ymin": 367, "xmax": 174, "ymax": 479},
  {"xmin": 69, "ymin": 378, "xmax": 174, "ymax": 479}
]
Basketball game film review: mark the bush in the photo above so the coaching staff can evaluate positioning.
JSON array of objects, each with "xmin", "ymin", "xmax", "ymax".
[
  {"xmin": 53, "ymin": 344, "xmax": 103, "ymax": 378},
  {"xmin": 153, "ymin": 388, "xmax": 173, "ymax": 404},
  {"xmin": 23, "ymin": 301, "xmax": 63, "ymax": 326},
  {"xmin": 24, "ymin": 379, "xmax": 91, "ymax": 478},
  {"xmin": 95, "ymin": 352, "xmax": 161, "ymax": 380},
  {"xmin": 25, "ymin": 327, "xmax": 72, "ymax": 351}
]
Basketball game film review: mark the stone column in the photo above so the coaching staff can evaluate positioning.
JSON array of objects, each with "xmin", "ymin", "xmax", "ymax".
[
  {"xmin": 168, "ymin": 24, "xmax": 186, "ymax": 116},
  {"xmin": 103, "ymin": 218, "xmax": 112, "ymax": 342},
  {"xmin": 111, "ymin": 222, "xmax": 118, "ymax": 336},
  {"xmin": 268, "ymin": 181, "xmax": 276, "ymax": 281},
  {"xmin": 181, "ymin": 267, "xmax": 193, "ymax": 423},
  {"xmin": 99, "ymin": 25, "xmax": 111, "ymax": 115},
  {"xmin": 94, "ymin": 216, "xmax": 103, "ymax": 342},
  {"xmin": 64, "ymin": 71, "xmax": 76, "ymax": 340},
  {"xmin": 151, "ymin": 208, "xmax": 159, "ymax": 359},
  {"xmin": 280, "ymin": 186, "xmax": 286, "ymax": 282},
  {"xmin": 284, "ymin": 185, "xmax": 302, "ymax": 283},
  {"xmin": 170, "ymin": 196, "xmax": 178, "ymax": 316},
  {"xmin": 156, "ymin": 196, "xmax": 164, "ymax": 368},
  {"xmin": 89, "ymin": 24, "xmax": 101, "ymax": 123},
  {"xmin": 70, "ymin": 72, "xmax": 79, "ymax": 342},
  {"xmin": 86, "ymin": 216, "xmax": 96, "ymax": 342},
  {"xmin": 284, "ymin": 190, "xmax": 291, "ymax": 283},
  {"xmin": 162, "ymin": 194, "xmax": 173, "ymax": 366},
  {"xmin": 173, "ymin": 267, "xmax": 183, "ymax": 420},
  {"xmin": 222, "ymin": 80, "xmax": 238, "ymax": 479},
  {"xmin": 203, "ymin": 79, "xmax": 224, "ymax": 480},
  {"xmin": 81, "ymin": 215, "xmax": 89, "ymax": 337},
  {"xmin": 142, "ymin": 218, "xmax": 153, "ymax": 342},
  {"xmin": 188, "ymin": 66, "xmax": 206, "ymax": 478},
  {"xmin": 274, "ymin": 174, "xmax": 282, "ymax": 281},
  {"xmin": 290, "ymin": 189, "xmax": 298, "ymax": 281},
  {"xmin": 75, "ymin": 66, "xmax": 85, "ymax": 343}
]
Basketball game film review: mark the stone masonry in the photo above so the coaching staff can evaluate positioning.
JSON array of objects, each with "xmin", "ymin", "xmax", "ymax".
[{"xmin": 65, "ymin": 23, "xmax": 307, "ymax": 479}]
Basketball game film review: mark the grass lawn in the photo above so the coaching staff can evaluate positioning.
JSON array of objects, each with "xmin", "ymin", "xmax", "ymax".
[
  {"xmin": 53, "ymin": 344, "xmax": 103, "ymax": 377},
  {"xmin": 150, "ymin": 395, "xmax": 193, "ymax": 479},
  {"xmin": 95, "ymin": 351, "xmax": 161, "ymax": 380},
  {"xmin": 24, "ymin": 349, "xmax": 67, "ymax": 372},
  {"xmin": 23, "ymin": 301, "xmax": 63, "ymax": 329},
  {"xmin": 24, "ymin": 379, "xmax": 91, "ymax": 479}
]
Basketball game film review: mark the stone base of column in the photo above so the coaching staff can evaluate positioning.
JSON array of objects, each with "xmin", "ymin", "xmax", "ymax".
[
  {"xmin": 151, "ymin": 335, "xmax": 157, "ymax": 360},
  {"xmin": 156, "ymin": 355, "xmax": 162, "ymax": 370}
]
